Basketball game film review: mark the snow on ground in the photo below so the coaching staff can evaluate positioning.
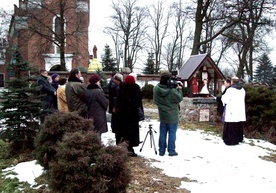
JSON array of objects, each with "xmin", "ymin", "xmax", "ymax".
[
  {"xmin": 103, "ymin": 120, "xmax": 276, "ymax": 193},
  {"xmin": 3, "ymin": 119, "xmax": 276, "ymax": 193},
  {"xmin": 2, "ymin": 160, "xmax": 44, "ymax": 186}
]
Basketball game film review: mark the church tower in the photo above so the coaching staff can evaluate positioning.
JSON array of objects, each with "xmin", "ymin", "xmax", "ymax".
[{"xmin": 6, "ymin": 0, "xmax": 90, "ymax": 71}]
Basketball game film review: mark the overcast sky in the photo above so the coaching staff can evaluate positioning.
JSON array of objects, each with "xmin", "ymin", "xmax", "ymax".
[{"xmin": 0, "ymin": 0, "xmax": 17, "ymax": 9}]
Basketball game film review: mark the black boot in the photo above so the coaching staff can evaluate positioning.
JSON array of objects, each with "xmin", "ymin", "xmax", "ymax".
[{"xmin": 127, "ymin": 146, "xmax": 137, "ymax": 157}]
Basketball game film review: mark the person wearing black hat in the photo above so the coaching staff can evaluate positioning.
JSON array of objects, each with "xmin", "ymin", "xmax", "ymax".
[
  {"xmin": 85, "ymin": 73, "xmax": 109, "ymax": 142},
  {"xmin": 153, "ymin": 71, "xmax": 183, "ymax": 156}
]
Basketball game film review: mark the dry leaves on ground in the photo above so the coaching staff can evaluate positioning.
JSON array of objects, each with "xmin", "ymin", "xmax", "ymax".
[{"xmin": 126, "ymin": 156, "xmax": 190, "ymax": 193}]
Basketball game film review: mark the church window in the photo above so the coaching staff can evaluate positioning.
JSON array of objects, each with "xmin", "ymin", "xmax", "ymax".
[{"xmin": 53, "ymin": 16, "xmax": 66, "ymax": 54}]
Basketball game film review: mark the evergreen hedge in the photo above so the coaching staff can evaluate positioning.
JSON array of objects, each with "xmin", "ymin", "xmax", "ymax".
[
  {"xmin": 0, "ymin": 51, "xmax": 41, "ymax": 154},
  {"xmin": 141, "ymin": 84, "xmax": 154, "ymax": 99},
  {"xmin": 244, "ymin": 84, "xmax": 276, "ymax": 144},
  {"xmin": 34, "ymin": 112, "xmax": 130, "ymax": 193}
]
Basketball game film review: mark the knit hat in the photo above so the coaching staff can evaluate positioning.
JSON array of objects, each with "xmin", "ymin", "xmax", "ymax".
[
  {"xmin": 51, "ymin": 73, "xmax": 59, "ymax": 81},
  {"xmin": 114, "ymin": 73, "xmax": 123, "ymax": 82},
  {"xmin": 129, "ymin": 72, "xmax": 137, "ymax": 82},
  {"xmin": 89, "ymin": 73, "xmax": 100, "ymax": 84},
  {"xmin": 124, "ymin": 75, "xmax": 135, "ymax": 84}
]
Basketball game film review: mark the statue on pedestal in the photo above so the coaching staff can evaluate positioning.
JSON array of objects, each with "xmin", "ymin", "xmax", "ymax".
[
  {"xmin": 88, "ymin": 45, "xmax": 103, "ymax": 72},
  {"xmin": 200, "ymin": 66, "xmax": 209, "ymax": 95},
  {"xmin": 192, "ymin": 73, "xmax": 198, "ymax": 94}
]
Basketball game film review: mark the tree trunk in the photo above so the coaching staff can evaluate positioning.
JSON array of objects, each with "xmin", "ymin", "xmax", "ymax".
[{"xmin": 191, "ymin": 0, "xmax": 204, "ymax": 55}]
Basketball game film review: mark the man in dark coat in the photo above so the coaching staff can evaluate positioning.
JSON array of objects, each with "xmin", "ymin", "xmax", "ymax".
[
  {"xmin": 118, "ymin": 75, "xmax": 143, "ymax": 156},
  {"xmin": 109, "ymin": 73, "xmax": 123, "ymax": 144},
  {"xmin": 108, "ymin": 71, "xmax": 117, "ymax": 114},
  {"xmin": 37, "ymin": 69, "xmax": 56, "ymax": 123},
  {"xmin": 85, "ymin": 73, "xmax": 109, "ymax": 142}
]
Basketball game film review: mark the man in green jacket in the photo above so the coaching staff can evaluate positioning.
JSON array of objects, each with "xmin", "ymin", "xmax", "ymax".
[{"xmin": 153, "ymin": 71, "xmax": 183, "ymax": 156}]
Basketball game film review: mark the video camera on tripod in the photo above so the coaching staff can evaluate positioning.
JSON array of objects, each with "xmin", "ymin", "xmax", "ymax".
[{"xmin": 167, "ymin": 71, "xmax": 184, "ymax": 89}]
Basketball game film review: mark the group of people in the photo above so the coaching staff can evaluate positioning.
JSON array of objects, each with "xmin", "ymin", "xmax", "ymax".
[
  {"xmin": 38, "ymin": 68, "xmax": 245, "ymax": 158},
  {"xmin": 37, "ymin": 68, "xmax": 144, "ymax": 157},
  {"xmin": 217, "ymin": 76, "xmax": 246, "ymax": 145}
]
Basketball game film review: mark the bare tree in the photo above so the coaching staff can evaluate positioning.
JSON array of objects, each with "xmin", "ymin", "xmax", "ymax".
[
  {"xmin": 163, "ymin": 0, "xmax": 191, "ymax": 72},
  {"xmin": 147, "ymin": 0, "xmax": 170, "ymax": 74},
  {"xmin": 0, "ymin": 8, "xmax": 12, "ymax": 61},
  {"xmin": 171, "ymin": 0, "xmax": 191, "ymax": 70},
  {"xmin": 109, "ymin": 0, "xmax": 148, "ymax": 72},
  {"xmin": 190, "ymin": 0, "xmax": 244, "ymax": 56},
  {"xmin": 13, "ymin": 0, "xmax": 89, "ymax": 71},
  {"xmin": 104, "ymin": 27, "xmax": 122, "ymax": 70},
  {"xmin": 0, "ymin": 8, "xmax": 13, "ymax": 39},
  {"xmin": 222, "ymin": 0, "xmax": 275, "ymax": 79}
]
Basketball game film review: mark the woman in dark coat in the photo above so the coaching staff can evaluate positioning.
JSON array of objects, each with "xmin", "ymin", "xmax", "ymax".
[
  {"xmin": 65, "ymin": 68, "xmax": 87, "ymax": 118},
  {"xmin": 118, "ymin": 75, "xmax": 143, "ymax": 156},
  {"xmin": 85, "ymin": 73, "xmax": 109, "ymax": 141}
]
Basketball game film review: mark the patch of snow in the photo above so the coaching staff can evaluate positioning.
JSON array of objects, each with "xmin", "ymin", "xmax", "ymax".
[{"xmin": 4, "ymin": 120, "xmax": 276, "ymax": 193}]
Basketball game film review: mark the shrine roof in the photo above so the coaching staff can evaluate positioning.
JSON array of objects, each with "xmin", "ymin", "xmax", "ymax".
[{"xmin": 178, "ymin": 53, "xmax": 225, "ymax": 81}]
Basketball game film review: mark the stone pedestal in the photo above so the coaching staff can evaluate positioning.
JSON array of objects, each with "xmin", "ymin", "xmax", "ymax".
[
  {"xmin": 88, "ymin": 58, "xmax": 102, "ymax": 72},
  {"xmin": 179, "ymin": 97, "xmax": 218, "ymax": 123}
]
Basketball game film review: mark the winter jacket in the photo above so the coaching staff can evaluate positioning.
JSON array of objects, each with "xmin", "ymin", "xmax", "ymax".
[
  {"xmin": 37, "ymin": 74, "xmax": 56, "ymax": 109},
  {"xmin": 118, "ymin": 83, "xmax": 143, "ymax": 147},
  {"xmin": 153, "ymin": 84, "xmax": 183, "ymax": 124},
  {"xmin": 51, "ymin": 80, "xmax": 59, "ymax": 109},
  {"xmin": 108, "ymin": 78, "xmax": 116, "ymax": 113},
  {"xmin": 221, "ymin": 83, "xmax": 246, "ymax": 122},
  {"xmin": 216, "ymin": 86, "xmax": 230, "ymax": 115},
  {"xmin": 57, "ymin": 85, "xmax": 69, "ymax": 112},
  {"xmin": 65, "ymin": 79, "xmax": 87, "ymax": 117},
  {"xmin": 85, "ymin": 84, "xmax": 109, "ymax": 134}
]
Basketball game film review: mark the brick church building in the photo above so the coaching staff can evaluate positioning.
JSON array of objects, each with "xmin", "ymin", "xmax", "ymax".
[{"xmin": 2, "ymin": 0, "xmax": 90, "ymax": 84}]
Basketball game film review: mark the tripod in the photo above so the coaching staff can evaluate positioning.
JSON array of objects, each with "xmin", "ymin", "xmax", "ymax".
[{"xmin": 140, "ymin": 124, "xmax": 157, "ymax": 155}]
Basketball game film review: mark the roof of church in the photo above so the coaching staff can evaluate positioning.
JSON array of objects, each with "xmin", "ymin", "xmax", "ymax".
[{"xmin": 178, "ymin": 53, "xmax": 225, "ymax": 81}]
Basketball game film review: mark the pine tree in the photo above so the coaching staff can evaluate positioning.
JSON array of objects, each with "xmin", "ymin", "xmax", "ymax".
[
  {"xmin": 101, "ymin": 44, "xmax": 118, "ymax": 72},
  {"xmin": 143, "ymin": 52, "xmax": 155, "ymax": 74},
  {"xmin": 0, "ymin": 51, "xmax": 42, "ymax": 154},
  {"xmin": 254, "ymin": 53, "xmax": 275, "ymax": 85}
]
